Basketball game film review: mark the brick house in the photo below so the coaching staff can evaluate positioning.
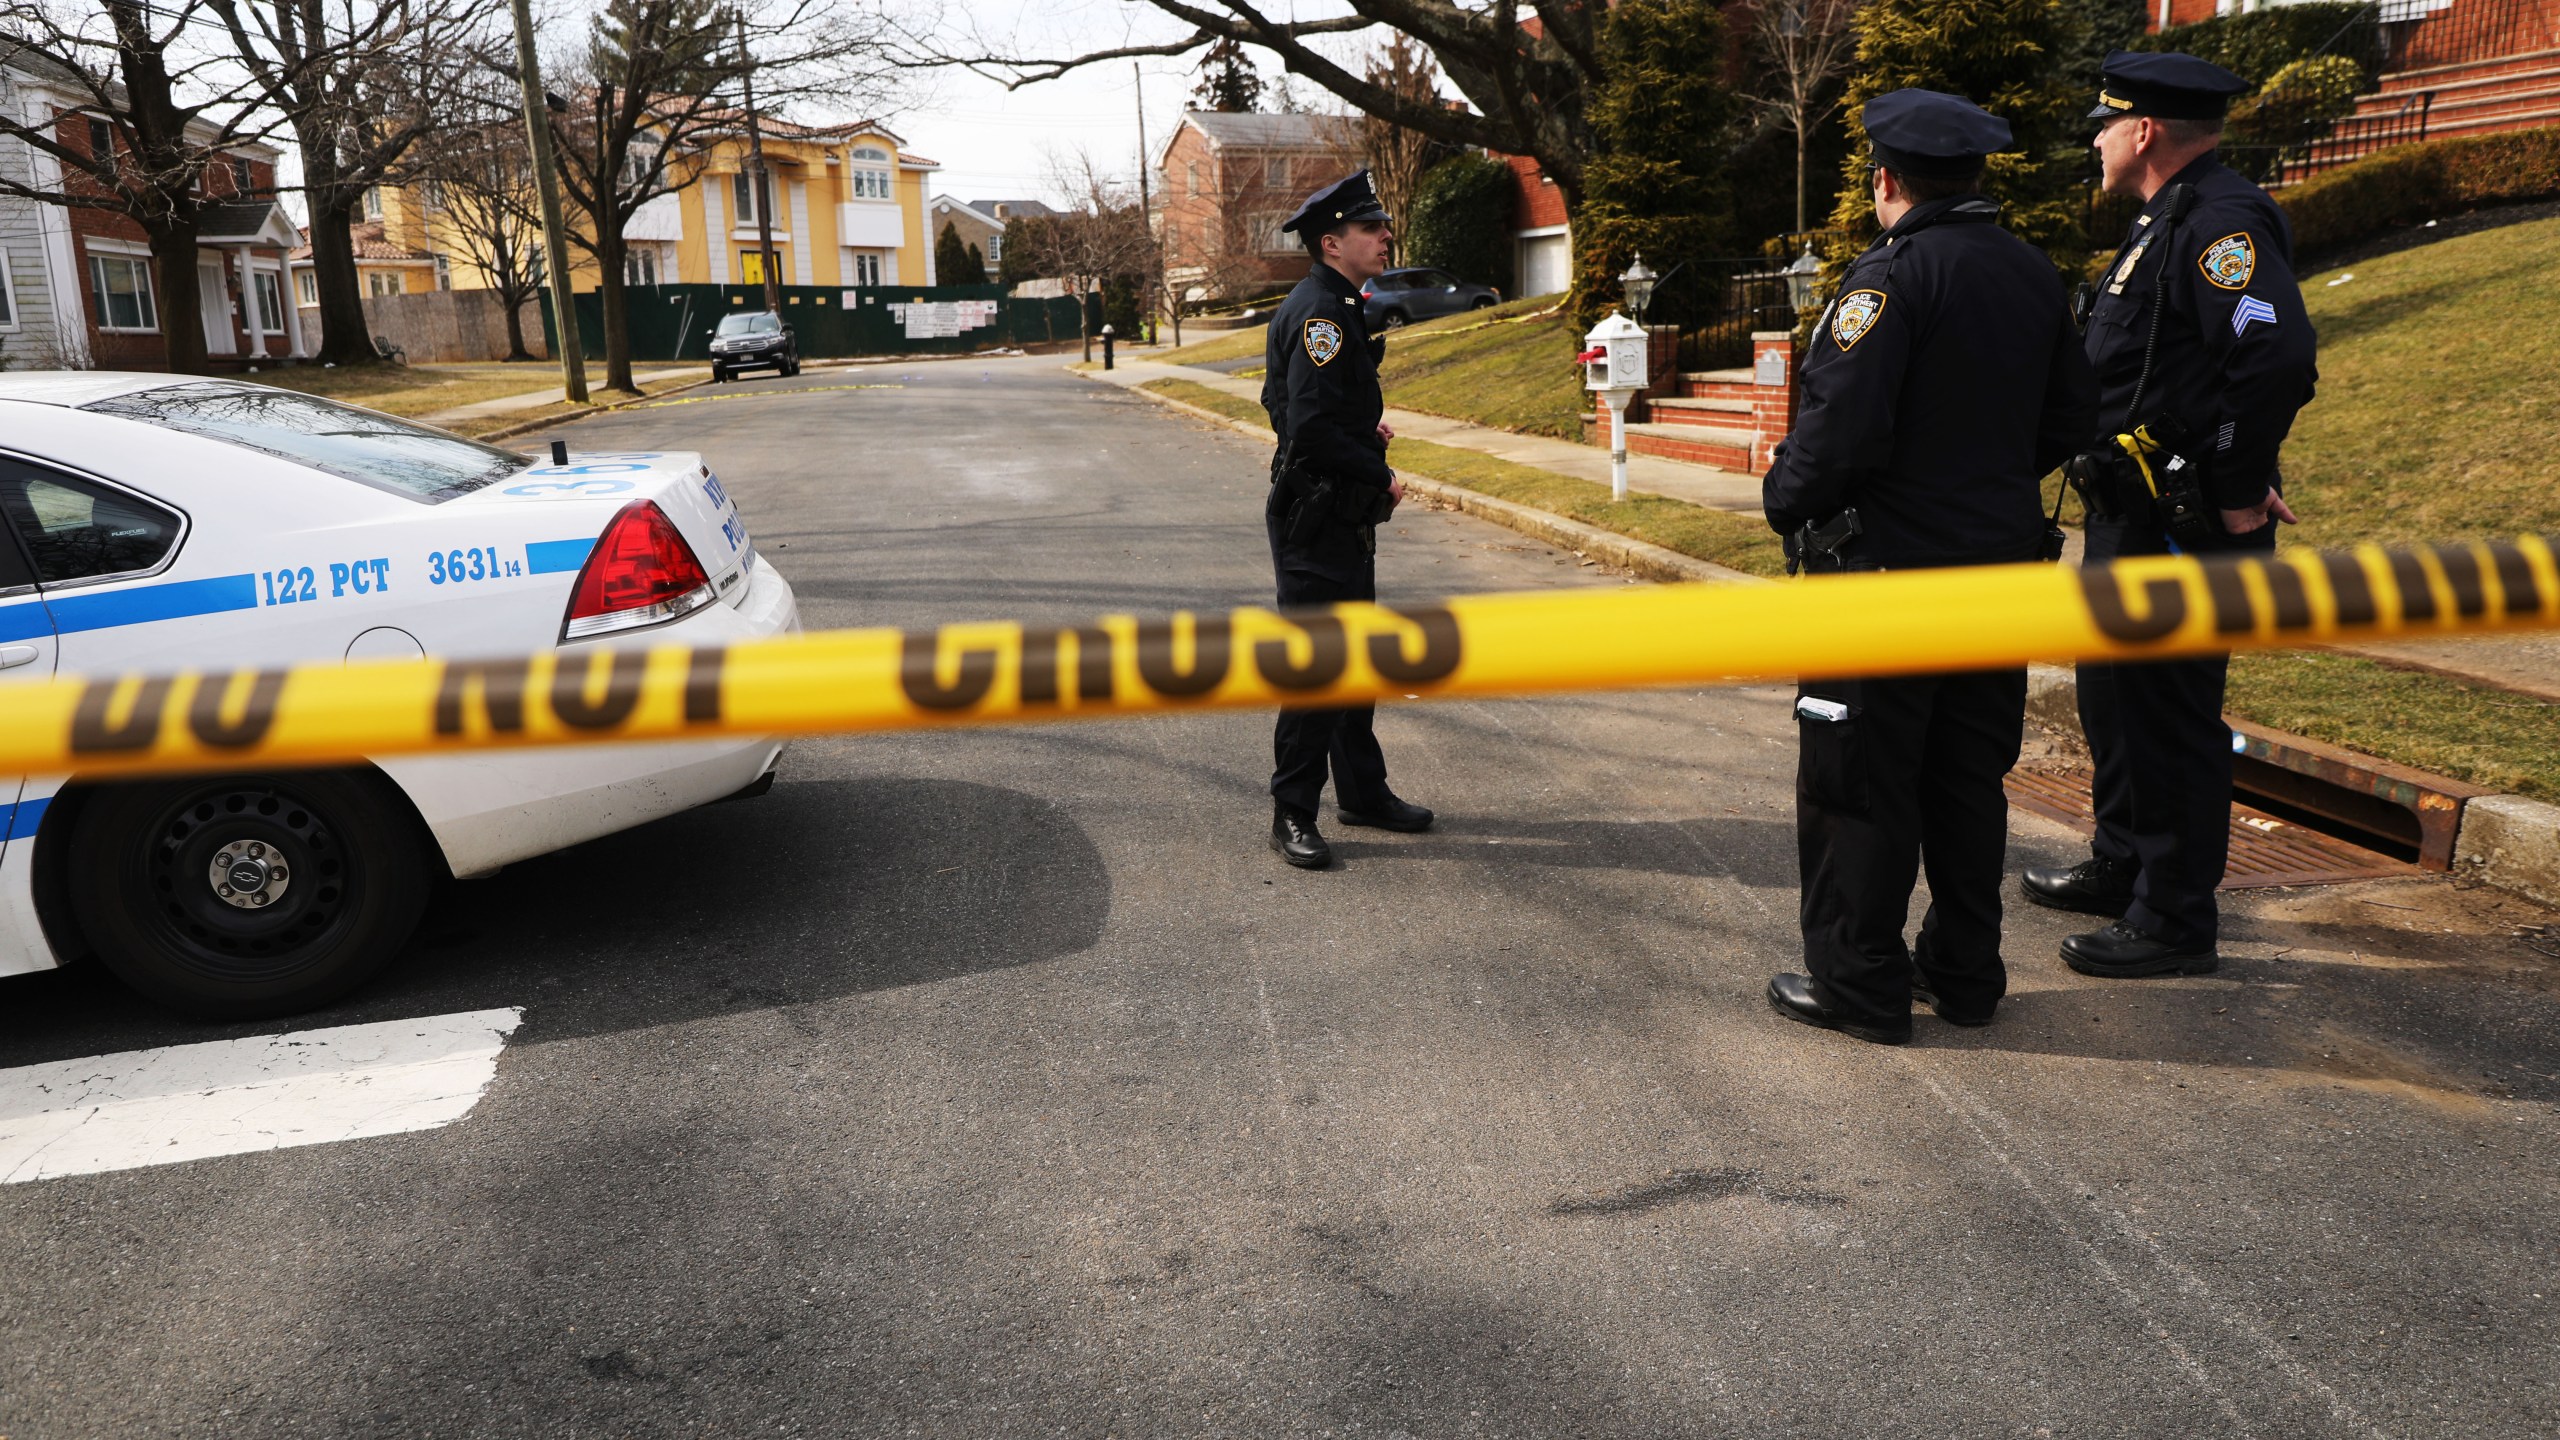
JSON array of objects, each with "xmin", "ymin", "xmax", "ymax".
[
  {"xmin": 1151, "ymin": 110, "xmax": 1359, "ymax": 300},
  {"xmin": 0, "ymin": 44, "xmax": 301, "ymax": 370},
  {"xmin": 1504, "ymin": 152, "xmax": 1572, "ymax": 300}
]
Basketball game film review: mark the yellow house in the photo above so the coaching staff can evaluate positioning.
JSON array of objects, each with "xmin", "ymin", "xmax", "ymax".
[
  {"xmin": 618, "ymin": 118, "xmax": 940, "ymax": 292},
  {"xmin": 286, "ymin": 182, "xmax": 473, "ymax": 339}
]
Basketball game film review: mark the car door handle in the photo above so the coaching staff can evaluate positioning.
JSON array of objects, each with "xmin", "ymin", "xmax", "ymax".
[{"xmin": 0, "ymin": 644, "xmax": 39, "ymax": 671}]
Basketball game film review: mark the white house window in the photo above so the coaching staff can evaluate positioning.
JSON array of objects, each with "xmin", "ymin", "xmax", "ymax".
[
  {"xmin": 1265, "ymin": 156, "xmax": 1287, "ymax": 189},
  {"xmin": 1186, "ymin": 162, "xmax": 1199, "ymax": 195},
  {"xmin": 367, "ymin": 271, "xmax": 403, "ymax": 298},
  {"xmin": 1256, "ymin": 213, "xmax": 1292, "ymax": 253},
  {"xmin": 852, "ymin": 252, "xmax": 883, "ymax": 287},
  {"xmin": 295, "ymin": 269, "xmax": 317, "ymax": 306},
  {"xmin": 0, "ymin": 260, "xmax": 16, "ymax": 327},
  {"xmin": 253, "ymin": 271, "xmax": 284, "ymax": 331},
  {"xmin": 984, "ymin": 232, "xmax": 1002, "ymax": 265},
  {"xmin": 418, "ymin": 178, "xmax": 444, "ymax": 210},
  {"xmin": 88, "ymin": 253, "xmax": 157, "ymax": 331},
  {"xmin": 625, "ymin": 248, "xmax": 659, "ymax": 287},
  {"xmin": 434, "ymin": 255, "xmax": 452, "ymax": 290},
  {"xmin": 86, "ymin": 117, "xmax": 112, "ymax": 157},
  {"xmin": 848, "ymin": 145, "xmax": 893, "ymax": 201},
  {"xmin": 363, "ymin": 187, "xmax": 384, "ymax": 220},
  {"xmin": 731, "ymin": 169, "xmax": 776, "ymax": 224},
  {"xmin": 232, "ymin": 157, "xmax": 253, "ymax": 194}
]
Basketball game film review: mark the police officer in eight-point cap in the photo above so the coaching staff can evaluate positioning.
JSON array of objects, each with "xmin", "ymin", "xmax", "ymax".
[
  {"xmin": 1761, "ymin": 90, "xmax": 2098, "ymax": 1046},
  {"xmin": 1261, "ymin": 171, "xmax": 1433, "ymax": 870},
  {"xmin": 2020, "ymin": 52, "xmax": 2318, "ymax": 979}
]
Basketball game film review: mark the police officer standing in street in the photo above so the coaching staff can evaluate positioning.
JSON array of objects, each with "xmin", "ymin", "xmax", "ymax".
[
  {"xmin": 2021, "ymin": 53, "xmax": 2318, "ymax": 978},
  {"xmin": 1763, "ymin": 90, "xmax": 2098, "ymax": 1045},
  {"xmin": 1261, "ymin": 171, "xmax": 1434, "ymax": 869}
]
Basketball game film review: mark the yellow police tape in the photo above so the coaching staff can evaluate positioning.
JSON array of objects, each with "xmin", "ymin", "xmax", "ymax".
[{"xmin": 4, "ymin": 535, "xmax": 2553, "ymax": 779}]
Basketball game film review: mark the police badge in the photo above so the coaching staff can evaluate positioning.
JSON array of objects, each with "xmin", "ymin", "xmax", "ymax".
[
  {"xmin": 1303, "ymin": 318, "xmax": 1345, "ymax": 367},
  {"xmin": 1831, "ymin": 290, "xmax": 1886, "ymax": 351},
  {"xmin": 2199, "ymin": 232, "xmax": 2256, "ymax": 290}
]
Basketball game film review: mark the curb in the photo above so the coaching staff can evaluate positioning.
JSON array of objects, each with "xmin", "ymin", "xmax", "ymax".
[
  {"xmin": 2454, "ymin": 796, "xmax": 2560, "ymax": 907},
  {"xmin": 1120, "ymin": 381, "xmax": 1762, "ymax": 588},
  {"xmin": 476, "ymin": 373, "xmax": 721, "ymax": 446}
]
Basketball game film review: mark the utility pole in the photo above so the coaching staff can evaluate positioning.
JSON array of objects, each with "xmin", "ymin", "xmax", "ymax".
[
  {"xmin": 1134, "ymin": 63, "xmax": 1161, "ymax": 347},
  {"xmin": 507, "ymin": 0, "xmax": 586, "ymax": 404},
  {"xmin": 740, "ymin": 19, "xmax": 780, "ymax": 314}
]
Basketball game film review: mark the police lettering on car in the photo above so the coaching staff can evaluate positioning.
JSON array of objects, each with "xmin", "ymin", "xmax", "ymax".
[
  {"xmin": 1259, "ymin": 170, "xmax": 1434, "ymax": 869},
  {"xmin": 1759, "ymin": 89, "xmax": 2099, "ymax": 1045},
  {"xmin": 2022, "ymin": 50, "xmax": 2319, "ymax": 980}
]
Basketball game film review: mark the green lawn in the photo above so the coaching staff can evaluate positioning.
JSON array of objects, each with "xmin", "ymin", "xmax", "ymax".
[
  {"xmin": 2229, "ymin": 650, "xmax": 2560, "ymax": 800},
  {"xmin": 1139, "ymin": 377, "xmax": 1786, "ymax": 578},
  {"xmin": 2287, "ymin": 215, "xmax": 2560, "ymax": 546},
  {"xmin": 244, "ymin": 361, "xmax": 696, "ymax": 434}
]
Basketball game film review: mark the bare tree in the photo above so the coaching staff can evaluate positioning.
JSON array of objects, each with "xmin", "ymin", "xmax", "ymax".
[
  {"xmin": 538, "ymin": 0, "xmax": 895, "ymax": 393},
  {"xmin": 0, "ymin": 11, "xmax": 300, "ymax": 372},
  {"xmin": 425, "ymin": 104, "xmax": 546, "ymax": 362},
  {"xmin": 1359, "ymin": 34, "xmax": 1439, "ymax": 248},
  {"xmin": 1745, "ymin": 0, "xmax": 1861, "ymax": 234},
  {"xmin": 903, "ymin": 2, "xmax": 1608, "ymax": 212},
  {"xmin": 1026, "ymin": 151, "xmax": 1155, "ymax": 362},
  {"xmin": 206, "ymin": 0, "xmax": 481, "ymax": 365}
]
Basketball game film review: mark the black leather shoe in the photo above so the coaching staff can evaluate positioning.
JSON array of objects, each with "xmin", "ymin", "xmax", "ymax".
[
  {"xmin": 1766, "ymin": 974, "xmax": 1911, "ymax": 1045},
  {"xmin": 2060, "ymin": 920, "xmax": 2219, "ymax": 978},
  {"xmin": 1337, "ymin": 795, "xmax": 1434, "ymax": 833},
  {"xmin": 1271, "ymin": 807, "xmax": 1332, "ymax": 869},
  {"xmin": 1907, "ymin": 967, "xmax": 1995, "ymax": 1027},
  {"xmin": 2021, "ymin": 856, "xmax": 2137, "ymax": 917}
]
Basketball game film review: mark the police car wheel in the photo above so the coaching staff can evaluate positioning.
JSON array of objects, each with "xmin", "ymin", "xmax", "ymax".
[{"xmin": 68, "ymin": 771, "xmax": 432, "ymax": 1020}]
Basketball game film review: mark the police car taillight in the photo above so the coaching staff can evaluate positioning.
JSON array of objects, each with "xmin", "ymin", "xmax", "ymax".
[{"xmin": 561, "ymin": 500, "xmax": 716, "ymax": 641}]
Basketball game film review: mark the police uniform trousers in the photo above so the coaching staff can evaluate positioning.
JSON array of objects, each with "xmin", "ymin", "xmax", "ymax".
[
  {"xmin": 1796, "ymin": 667, "xmax": 2027, "ymax": 1025},
  {"xmin": 1269, "ymin": 537, "xmax": 1390, "ymax": 816},
  {"xmin": 2075, "ymin": 517, "xmax": 2277, "ymax": 945}
]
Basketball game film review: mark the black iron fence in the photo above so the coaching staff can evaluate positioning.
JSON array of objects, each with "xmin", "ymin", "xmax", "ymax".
[{"xmin": 1625, "ymin": 256, "xmax": 1811, "ymax": 372}]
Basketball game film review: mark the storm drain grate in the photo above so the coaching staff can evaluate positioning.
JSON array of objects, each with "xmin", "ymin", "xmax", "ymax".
[{"xmin": 2005, "ymin": 765, "xmax": 2418, "ymax": 889}]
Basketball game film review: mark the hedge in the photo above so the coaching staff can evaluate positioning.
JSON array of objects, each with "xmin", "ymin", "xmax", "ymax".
[
  {"xmin": 2278, "ymin": 126, "xmax": 2560, "ymax": 253},
  {"xmin": 2134, "ymin": 2, "xmax": 2380, "ymax": 89},
  {"xmin": 1406, "ymin": 154, "xmax": 1518, "ymax": 295}
]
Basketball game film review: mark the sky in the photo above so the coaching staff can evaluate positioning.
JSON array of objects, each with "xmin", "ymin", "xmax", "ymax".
[{"xmin": 888, "ymin": 0, "xmax": 1389, "ymax": 207}]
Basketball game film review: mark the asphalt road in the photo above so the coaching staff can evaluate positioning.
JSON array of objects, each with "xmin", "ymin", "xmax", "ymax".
[{"xmin": 5, "ymin": 356, "xmax": 2559, "ymax": 1438}]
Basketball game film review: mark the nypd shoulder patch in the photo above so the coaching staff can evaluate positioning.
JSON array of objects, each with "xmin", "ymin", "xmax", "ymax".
[
  {"xmin": 1303, "ymin": 318, "xmax": 1345, "ymax": 367},
  {"xmin": 1831, "ymin": 290, "xmax": 1887, "ymax": 351},
  {"xmin": 2199, "ymin": 232, "xmax": 2256, "ymax": 290}
]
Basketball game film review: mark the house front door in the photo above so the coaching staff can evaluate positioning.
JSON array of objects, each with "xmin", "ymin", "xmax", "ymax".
[{"xmin": 199, "ymin": 259, "xmax": 236, "ymax": 355}]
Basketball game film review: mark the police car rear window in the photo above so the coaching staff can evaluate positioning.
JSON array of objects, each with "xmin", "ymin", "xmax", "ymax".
[{"xmin": 80, "ymin": 383, "xmax": 531, "ymax": 503}]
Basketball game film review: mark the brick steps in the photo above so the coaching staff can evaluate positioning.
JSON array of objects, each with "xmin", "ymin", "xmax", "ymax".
[
  {"xmin": 1619, "ymin": 422, "xmax": 1755, "ymax": 470},
  {"xmin": 1650, "ymin": 396, "xmax": 1753, "ymax": 424},
  {"xmin": 2373, "ymin": 46, "xmax": 2560, "ymax": 94}
]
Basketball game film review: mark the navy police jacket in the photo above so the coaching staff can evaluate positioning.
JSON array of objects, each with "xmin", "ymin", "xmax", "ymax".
[
  {"xmin": 2086, "ymin": 152, "xmax": 2318, "ymax": 512},
  {"xmin": 1764, "ymin": 195, "xmax": 2098, "ymax": 569},
  {"xmin": 1261, "ymin": 262, "xmax": 1392, "ymax": 578}
]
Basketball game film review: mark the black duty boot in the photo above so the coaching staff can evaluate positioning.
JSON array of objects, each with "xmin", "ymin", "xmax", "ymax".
[
  {"xmin": 2020, "ymin": 855, "xmax": 2137, "ymax": 917},
  {"xmin": 1271, "ymin": 806, "xmax": 1332, "ymax": 869},
  {"xmin": 1907, "ymin": 966, "xmax": 1995, "ymax": 1027},
  {"xmin": 2059, "ymin": 920, "xmax": 2219, "ymax": 978},
  {"xmin": 1766, "ymin": 974, "xmax": 1911, "ymax": 1046},
  {"xmin": 1337, "ymin": 794, "xmax": 1434, "ymax": 833}
]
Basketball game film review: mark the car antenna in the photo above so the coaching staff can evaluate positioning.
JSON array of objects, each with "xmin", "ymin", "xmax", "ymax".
[{"xmin": 550, "ymin": 440, "xmax": 568, "ymax": 466}]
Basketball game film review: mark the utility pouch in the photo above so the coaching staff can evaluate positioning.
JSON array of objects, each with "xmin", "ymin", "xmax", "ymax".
[
  {"xmin": 1788, "ymin": 507, "xmax": 1866, "ymax": 576},
  {"xmin": 1283, "ymin": 475, "xmax": 1337, "ymax": 547}
]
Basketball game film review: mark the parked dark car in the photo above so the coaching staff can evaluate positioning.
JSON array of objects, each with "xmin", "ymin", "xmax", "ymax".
[
  {"xmin": 708, "ymin": 311, "xmax": 800, "ymax": 381},
  {"xmin": 1360, "ymin": 268, "xmax": 1500, "ymax": 329}
]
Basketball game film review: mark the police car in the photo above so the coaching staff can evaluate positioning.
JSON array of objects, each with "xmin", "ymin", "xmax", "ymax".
[{"xmin": 0, "ymin": 373, "xmax": 800, "ymax": 1019}]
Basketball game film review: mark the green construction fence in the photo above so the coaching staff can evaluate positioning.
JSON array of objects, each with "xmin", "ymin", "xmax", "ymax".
[{"xmin": 535, "ymin": 283, "xmax": 1090, "ymax": 363}]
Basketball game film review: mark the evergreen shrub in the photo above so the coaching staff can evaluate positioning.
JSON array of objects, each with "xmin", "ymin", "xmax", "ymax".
[
  {"xmin": 2279, "ymin": 128, "xmax": 2560, "ymax": 253},
  {"xmin": 1405, "ymin": 154, "xmax": 1519, "ymax": 295}
]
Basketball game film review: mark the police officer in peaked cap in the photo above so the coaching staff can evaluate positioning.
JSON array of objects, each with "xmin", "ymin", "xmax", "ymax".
[
  {"xmin": 1259, "ymin": 170, "xmax": 1433, "ymax": 870},
  {"xmin": 1762, "ymin": 89, "xmax": 2098, "ymax": 1044},
  {"xmin": 2020, "ymin": 51, "xmax": 2318, "ymax": 978}
]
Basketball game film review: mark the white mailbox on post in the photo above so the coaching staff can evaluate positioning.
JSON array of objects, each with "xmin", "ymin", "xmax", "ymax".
[{"xmin": 1581, "ymin": 312, "xmax": 1650, "ymax": 500}]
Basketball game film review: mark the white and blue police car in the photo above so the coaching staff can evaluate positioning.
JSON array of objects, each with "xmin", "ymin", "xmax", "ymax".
[{"xmin": 0, "ymin": 373, "xmax": 801, "ymax": 1018}]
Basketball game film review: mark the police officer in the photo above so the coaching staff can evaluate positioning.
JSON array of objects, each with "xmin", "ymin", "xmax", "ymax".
[
  {"xmin": 1261, "ymin": 171, "xmax": 1433, "ymax": 869},
  {"xmin": 1763, "ymin": 90, "xmax": 2098, "ymax": 1045},
  {"xmin": 2021, "ymin": 52, "xmax": 2318, "ymax": 978}
]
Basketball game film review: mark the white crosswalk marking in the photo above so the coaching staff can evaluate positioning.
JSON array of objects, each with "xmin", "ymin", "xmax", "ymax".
[{"xmin": 0, "ymin": 1008, "xmax": 523, "ymax": 1184}]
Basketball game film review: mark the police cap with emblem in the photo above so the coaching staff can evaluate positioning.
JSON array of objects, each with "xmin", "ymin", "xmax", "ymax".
[
  {"xmin": 2089, "ymin": 49, "xmax": 2251, "ymax": 121},
  {"xmin": 1279, "ymin": 169, "xmax": 1392, "ymax": 236},
  {"xmin": 1860, "ymin": 89, "xmax": 2012, "ymax": 180}
]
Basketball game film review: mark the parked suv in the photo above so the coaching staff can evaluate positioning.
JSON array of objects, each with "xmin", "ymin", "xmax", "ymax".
[
  {"xmin": 708, "ymin": 310, "xmax": 800, "ymax": 381},
  {"xmin": 1360, "ymin": 268, "xmax": 1500, "ymax": 329}
]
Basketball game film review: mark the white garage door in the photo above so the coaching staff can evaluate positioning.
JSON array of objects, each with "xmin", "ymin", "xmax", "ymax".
[{"xmin": 1519, "ymin": 234, "xmax": 1569, "ymax": 300}]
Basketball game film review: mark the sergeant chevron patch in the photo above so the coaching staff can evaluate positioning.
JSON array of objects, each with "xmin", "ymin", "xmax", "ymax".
[
  {"xmin": 1303, "ymin": 318, "xmax": 1345, "ymax": 367},
  {"xmin": 2231, "ymin": 295, "xmax": 2279, "ymax": 336},
  {"xmin": 1831, "ymin": 290, "xmax": 1886, "ymax": 351},
  {"xmin": 2200, "ymin": 232, "xmax": 2256, "ymax": 290}
]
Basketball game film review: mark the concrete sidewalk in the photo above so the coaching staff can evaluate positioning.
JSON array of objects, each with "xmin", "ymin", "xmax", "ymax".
[
  {"xmin": 420, "ymin": 367, "xmax": 712, "ymax": 425},
  {"xmin": 1093, "ymin": 358, "xmax": 1765, "ymax": 512}
]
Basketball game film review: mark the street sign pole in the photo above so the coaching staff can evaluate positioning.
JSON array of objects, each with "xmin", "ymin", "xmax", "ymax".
[{"xmin": 507, "ymin": 0, "xmax": 587, "ymax": 404}]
